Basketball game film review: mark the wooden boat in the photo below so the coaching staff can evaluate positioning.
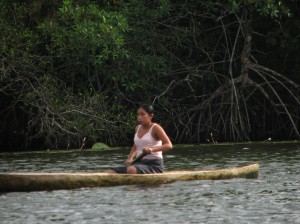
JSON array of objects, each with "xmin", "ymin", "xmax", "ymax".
[{"xmin": 0, "ymin": 163, "xmax": 259, "ymax": 192}]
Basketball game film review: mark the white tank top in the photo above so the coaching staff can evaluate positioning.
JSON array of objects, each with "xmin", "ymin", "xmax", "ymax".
[{"xmin": 134, "ymin": 124, "xmax": 163, "ymax": 159}]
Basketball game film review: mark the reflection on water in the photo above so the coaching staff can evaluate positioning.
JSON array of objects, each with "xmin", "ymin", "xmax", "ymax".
[{"xmin": 0, "ymin": 142, "xmax": 300, "ymax": 223}]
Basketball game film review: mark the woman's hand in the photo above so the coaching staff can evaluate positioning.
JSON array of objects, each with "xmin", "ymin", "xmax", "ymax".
[
  {"xmin": 143, "ymin": 147, "xmax": 153, "ymax": 154},
  {"xmin": 124, "ymin": 158, "xmax": 133, "ymax": 165}
]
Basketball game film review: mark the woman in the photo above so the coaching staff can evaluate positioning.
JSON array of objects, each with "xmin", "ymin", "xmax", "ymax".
[{"xmin": 111, "ymin": 104, "xmax": 173, "ymax": 174}]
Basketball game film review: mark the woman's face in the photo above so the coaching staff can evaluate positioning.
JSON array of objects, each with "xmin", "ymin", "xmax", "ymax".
[{"xmin": 137, "ymin": 108, "xmax": 153, "ymax": 125}]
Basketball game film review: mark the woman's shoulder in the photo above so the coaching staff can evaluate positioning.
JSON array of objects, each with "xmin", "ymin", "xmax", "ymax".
[
  {"xmin": 151, "ymin": 123, "xmax": 169, "ymax": 141},
  {"xmin": 152, "ymin": 123, "xmax": 164, "ymax": 132},
  {"xmin": 152, "ymin": 123, "xmax": 159, "ymax": 127},
  {"xmin": 134, "ymin": 124, "xmax": 141, "ymax": 132}
]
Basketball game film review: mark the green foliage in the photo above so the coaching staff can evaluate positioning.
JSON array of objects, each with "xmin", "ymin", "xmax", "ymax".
[
  {"xmin": 228, "ymin": 0, "xmax": 291, "ymax": 17},
  {"xmin": 113, "ymin": 0, "xmax": 171, "ymax": 94},
  {"xmin": 0, "ymin": 2, "xmax": 39, "ymax": 59},
  {"xmin": 38, "ymin": 0, "xmax": 129, "ymax": 88},
  {"xmin": 0, "ymin": 0, "xmax": 300, "ymax": 150},
  {"xmin": 91, "ymin": 142, "xmax": 110, "ymax": 150}
]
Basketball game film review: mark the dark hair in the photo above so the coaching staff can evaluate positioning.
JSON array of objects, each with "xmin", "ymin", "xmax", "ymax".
[{"xmin": 139, "ymin": 104, "xmax": 154, "ymax": 114}]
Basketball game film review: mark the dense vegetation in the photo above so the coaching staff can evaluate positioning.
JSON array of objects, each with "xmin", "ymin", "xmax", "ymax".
[{"xmin": 0, "ymin": 0, "xmax": 299, "ymax": 150}]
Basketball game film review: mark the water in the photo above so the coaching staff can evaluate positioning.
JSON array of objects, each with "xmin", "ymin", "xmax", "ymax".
[{"xmin": 0, "ymin": 143, "xmax": 299, "ymax": 223}]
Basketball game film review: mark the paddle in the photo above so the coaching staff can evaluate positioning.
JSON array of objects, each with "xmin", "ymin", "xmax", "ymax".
[{"xmin": 131, "ymin": 151, "xmax": 149, "ymax": 165}]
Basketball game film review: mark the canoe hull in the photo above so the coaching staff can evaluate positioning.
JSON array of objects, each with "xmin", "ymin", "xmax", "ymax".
[{"xmin": 0, "ymin": 163, "xmax": 259, "ymax": 192}]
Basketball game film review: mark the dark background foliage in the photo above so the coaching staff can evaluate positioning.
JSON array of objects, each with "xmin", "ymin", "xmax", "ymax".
[{"xmin": 0, "ymin": 0, "xmax": 299, "ymax": 151}]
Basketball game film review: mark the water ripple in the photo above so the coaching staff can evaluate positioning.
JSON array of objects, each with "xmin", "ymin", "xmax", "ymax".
[{"xmin": 0, "ymin": 143, "xmax": 300, "ymax": 223}]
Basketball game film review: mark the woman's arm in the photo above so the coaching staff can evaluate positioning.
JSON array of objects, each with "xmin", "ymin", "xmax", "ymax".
[
  {"xmin": 124, "ymin": 144, "xmax": 137, "ymax": 165},
  {"xmin": 144, "ymin": 124, "xmax": 173, "ymax": 153},
  {"xmin": 125, "ymin": 125, "xmax": 139, "ymax": 164}
]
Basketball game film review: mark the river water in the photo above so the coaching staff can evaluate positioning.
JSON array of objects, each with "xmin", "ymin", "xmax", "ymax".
[{"xmin": 0, "ymin": 142, "xmax": 299, "ymax": 224}]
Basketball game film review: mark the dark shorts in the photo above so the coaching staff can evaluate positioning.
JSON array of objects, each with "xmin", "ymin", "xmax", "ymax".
[{"xmin": 111, "ymin": 159, "xmax": 164, "ymax": 174}]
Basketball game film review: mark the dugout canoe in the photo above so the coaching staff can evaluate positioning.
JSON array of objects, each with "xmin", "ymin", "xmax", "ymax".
[{"xmin": 0, "ymin": 163, "xmax": 259, "ymax": 192}]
